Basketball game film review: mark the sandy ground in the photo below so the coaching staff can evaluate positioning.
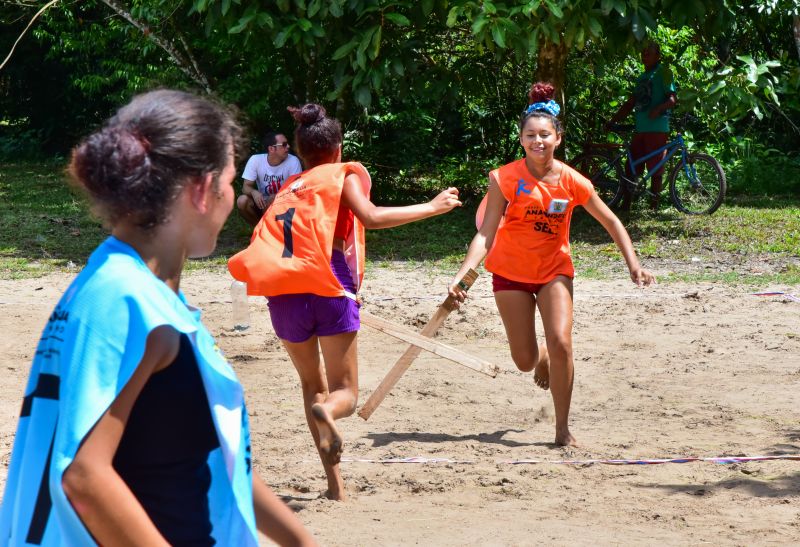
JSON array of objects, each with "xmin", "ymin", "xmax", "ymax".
[{"xmin": 1, "ymin": 266, "xmax": 799, "ymax": 546}]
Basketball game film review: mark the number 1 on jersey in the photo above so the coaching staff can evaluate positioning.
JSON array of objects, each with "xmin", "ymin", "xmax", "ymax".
[{"xmin": 275, "ymin": 208, "xmax": 296, "ymax": 258}]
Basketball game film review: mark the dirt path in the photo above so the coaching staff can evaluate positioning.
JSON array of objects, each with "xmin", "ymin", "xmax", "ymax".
[{"xmin": 1, "ymin": 267, "xmax": 799, "ymax": 545}]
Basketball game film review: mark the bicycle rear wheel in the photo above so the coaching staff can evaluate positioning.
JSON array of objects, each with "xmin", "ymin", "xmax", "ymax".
[
  {"xmin": 668, "ymin": 153, "xmax": 726, "ymax": 214},
  {"xmin": 570, "ymin": 151, "xmax": 623, "ymax": 207}
]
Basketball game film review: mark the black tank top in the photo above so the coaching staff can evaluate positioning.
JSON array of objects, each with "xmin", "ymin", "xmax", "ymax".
[{"xmin": 113, "ymin": 333, "xmax": 220, "ymax": 546}]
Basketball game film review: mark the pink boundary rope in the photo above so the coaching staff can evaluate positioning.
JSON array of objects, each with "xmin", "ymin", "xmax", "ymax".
[
  {"xmin": 752, "ymin": 291, "xmax": 800, "ymax": 303},
  {"xmin": 340, "ymin": 454, "xmax": 800, "ymax": 466}
]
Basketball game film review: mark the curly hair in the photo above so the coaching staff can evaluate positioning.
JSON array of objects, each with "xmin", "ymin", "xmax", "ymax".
[{"xmin": 520, "ymin": 81, "xmax": 563, "ymax": 134}]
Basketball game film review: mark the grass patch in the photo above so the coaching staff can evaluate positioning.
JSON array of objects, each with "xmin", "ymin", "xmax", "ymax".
[{"xmin": 2, "ymin": 160, "xmax": 798, "ymax": 285}]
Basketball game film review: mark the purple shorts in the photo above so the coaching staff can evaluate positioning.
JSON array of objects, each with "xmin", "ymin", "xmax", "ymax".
[{"xmin": 267, "ymin": 250, "xmax": 360, "ymax": 343}]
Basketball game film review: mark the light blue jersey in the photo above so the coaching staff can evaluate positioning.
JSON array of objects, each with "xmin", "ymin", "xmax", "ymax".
[{"xmin": 0, "ymin": 237, "xmax": 258, "ymax": 546}]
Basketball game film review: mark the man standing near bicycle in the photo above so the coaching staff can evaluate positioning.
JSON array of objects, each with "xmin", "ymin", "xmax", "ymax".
[{"xmin": 608, "ymin": 41, "xmax": 677, "ymax": 211}]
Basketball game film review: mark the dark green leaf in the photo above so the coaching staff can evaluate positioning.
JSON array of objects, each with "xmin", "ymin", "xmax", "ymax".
[
  {"xmin": 587, "ymin": 16, "xmax": 601, "ymax": 37},
  {"xmin": 638, "ymin": 8, "xmax": 657, "ymax": 29},
  {"xmin": 311, "ymin": 23, "xmax": 325, "ymax": 37},
  {"xmin": 391, "ymin": 57, "xmax": 405, "ymax": 76},
  {"xmin": 446, "ymin": 6, "xmax": 460, "ymax": 27},
  {"xmin": 228, "ymin": 13, "xmax": 254, "ymax": 33},
  {"xmin": 385, "ymin": 13, "xmax": 411, "ymax": 26},
  {"xmin": 308, "ymin": 0, "xmax": 321, "ymax": 18},
  {"xmin": 546, "ymin": 1, "xmax": 563, "ymax": 18},
  {"xmin": 631, "ymin": 11, "xmax": 645, "ymax": 40},
  {"xmin": 472, "ymin": 14, "xmax": 488, "ymax": 34},
  {"xmin": 708, "ymin": 80, "xmax": 726, "ymax": 94},
  {"xmin": 369, "ymin": 26, "xmax": 382, "ymax": 60},
  {"xmin": 274, "ymin": 24, "xmax": 294, "ymax": 47},
  {"xmin": 256, "ymin": 12, "xmax": 273, "ymax": 28},
  {"xmin": 491, "ymin": 23, "xmax": 506, "ymax": 48},
  {"xmin": 355, "ymin": 85, "xmax": 372, "ymax": 107},
  {"xmin": 332, "ymin": 39, "xmax": 358, "ymax": 60}
]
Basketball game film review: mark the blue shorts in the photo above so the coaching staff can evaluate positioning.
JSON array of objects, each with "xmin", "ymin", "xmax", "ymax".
[{"xmin": 267, "ymin": 250, "xmax": 360, "ymax": 343}]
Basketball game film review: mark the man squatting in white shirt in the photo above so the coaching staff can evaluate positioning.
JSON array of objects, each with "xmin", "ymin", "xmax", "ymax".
[{"xmin": 236, "ymin": 131, "xmax": 303, "ymax": 226}]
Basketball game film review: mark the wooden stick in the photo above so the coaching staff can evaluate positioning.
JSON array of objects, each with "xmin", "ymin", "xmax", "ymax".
[
  {"xmin": 358, "ymin": 269, "xmax": 480, "ymax": 420},
  {"xmin": 359, "ymin": 312, "xmax": 499, "ymax": 377}
]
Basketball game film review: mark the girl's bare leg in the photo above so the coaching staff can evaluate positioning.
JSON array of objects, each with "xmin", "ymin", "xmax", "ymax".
[
  {"xmin": 281, "ymin": 336, "xmax": 347, "ymax": 500},
  {"xmin": 494, "ymin": 290, "xmax": 550, "ymax": 388},
  {"xmin": 535, "ymin": 275, "xmax": 578, "ymax": 447},
  {"xmin": 315, "ymin": 331, "xmax": 358, "ymax": 460}
]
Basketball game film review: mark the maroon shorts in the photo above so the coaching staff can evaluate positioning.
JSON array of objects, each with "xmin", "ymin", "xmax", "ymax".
[
  {"xmin": 628, "ymin": 132, "xmax": 668, "ymax": 178},
  {"xmin": 267, "ymin": 250, "xmax": 360, "ymax": 343},
  {"xmin": 492, "ymin": 273, "xmax": 546, "ymax": 295}
]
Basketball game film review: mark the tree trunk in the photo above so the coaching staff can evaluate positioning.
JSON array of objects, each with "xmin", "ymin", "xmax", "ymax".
[
  {"xmin": 536, "ymin": 38, "xmax": 568, "ymax": 158},
  {"xmin": 794, "ymin": 15, "xmax": 800, "ymax": 63},
  {"xmin": 536, "ymin": 39, "xmax": 568, "ymax": 106}
]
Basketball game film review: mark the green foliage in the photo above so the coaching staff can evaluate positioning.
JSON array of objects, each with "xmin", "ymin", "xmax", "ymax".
[
  {"xmin": 1, "ymin": 0, "xmax": 798, "ymax": 200},
  {"xmin": 724, "ymin": 142, "xmax": 800, "ymax": 196}
]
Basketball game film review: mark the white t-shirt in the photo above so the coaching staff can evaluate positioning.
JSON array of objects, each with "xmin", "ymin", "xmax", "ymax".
[{"xmin": 242, "ymin": 153, "xmax": 303, "ymax": 196}]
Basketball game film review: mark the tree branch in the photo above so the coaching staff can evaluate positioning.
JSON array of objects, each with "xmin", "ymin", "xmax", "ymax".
[
  {"xmin": 0, "ymin": 0, "xmax": 60, "ymax": 72},
  {"xmin": 98, "ymin": 0, "xmax": 212, "ymax": 93},
  {"xmin": 174, "ymin": 27, "xmax": 211, "ymax": 90}
]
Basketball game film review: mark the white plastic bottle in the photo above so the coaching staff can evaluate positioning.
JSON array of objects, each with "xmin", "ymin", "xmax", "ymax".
[{"xmin": 230, "ymin": 280, "xmax": 250, "ymax": 331}]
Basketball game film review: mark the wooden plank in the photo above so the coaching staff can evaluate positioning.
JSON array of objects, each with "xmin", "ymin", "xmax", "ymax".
[
  {"xmin": 358, "ymin": 269, "xmax": 481, "ymax": 421},
  {"xmin": 359, "ymin": 311, "xmax": 499, "ymax": 377}
]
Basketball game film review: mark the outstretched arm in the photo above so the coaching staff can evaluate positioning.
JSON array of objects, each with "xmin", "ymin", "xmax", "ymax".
[
  {"xmin": 448, "ymin": 176, "xmax": 506, "ymax": 304},
  {"xmin": 582, "ymin": 193, "xmax": 656, "ymax": 287},
  {"xmin": 340, "ymin": 173, "xmax": 461, "ymax": 229}
]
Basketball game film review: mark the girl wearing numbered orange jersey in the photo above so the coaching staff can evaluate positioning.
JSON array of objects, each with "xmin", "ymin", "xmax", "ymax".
[
  {"xmin": 229, "ymin": 103, "xmax": 461, "ymax": 500},
  {"xmin": 450, "ymin": 82, "xmax": 655, "ymax": 447}
]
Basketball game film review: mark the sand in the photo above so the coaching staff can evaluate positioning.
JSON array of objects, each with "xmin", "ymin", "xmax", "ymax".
[{"xmin": 1, "ymin": 266, "xmax": 798, "ymax": 545}]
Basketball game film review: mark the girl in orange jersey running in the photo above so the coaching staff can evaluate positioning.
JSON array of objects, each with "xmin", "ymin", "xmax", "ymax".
[
  {"xmin": 448, "ymin": 82, "xmax": 655, "ymax": 447},
  {"xmin": 230, "ymin": 104, "xmax": 461, "ymax": 500}
]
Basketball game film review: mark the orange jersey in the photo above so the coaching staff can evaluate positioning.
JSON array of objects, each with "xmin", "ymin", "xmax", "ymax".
[
  {"xmin": 483, "ymin": 159, "xmax": 594, "ymax": 283},
  {"xmin": 228, "ymin": 162, "xmax": 371, "ymax": 297}
]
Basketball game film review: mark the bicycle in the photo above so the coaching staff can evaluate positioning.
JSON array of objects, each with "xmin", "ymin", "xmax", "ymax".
[{"xmin": 569, "ymin": 119, "xmax": 727, "ymax": 214}]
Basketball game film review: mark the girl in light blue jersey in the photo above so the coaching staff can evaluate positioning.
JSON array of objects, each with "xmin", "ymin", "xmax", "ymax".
[{"xmin": 0, "ymin": 90, "xmax": 314, "ymax": 547}]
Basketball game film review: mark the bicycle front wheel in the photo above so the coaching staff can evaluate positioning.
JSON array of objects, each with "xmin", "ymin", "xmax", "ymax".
[
  {"xmin": 669, "ymin": 153, "xmax": 726, "ymax": 214},
  {"xmin": 570, "ymin": 151, "xmax": 623, "ymax": 207}
]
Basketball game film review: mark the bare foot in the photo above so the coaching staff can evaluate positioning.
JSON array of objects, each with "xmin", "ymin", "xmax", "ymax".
[
  {"xmin": 533, "ymin": 344, "xmax": 550, "ymax": 390},
  {"xmin": 311, "ymin": 403, "xmax": 343, "ymax": 465},
  {"xmin": 322, "ymin": 488, "xmax": 346, "ymax": 502},
  {"xmin": 555, "ymin": 427, "xmax": 578, "ymax": 447}
]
